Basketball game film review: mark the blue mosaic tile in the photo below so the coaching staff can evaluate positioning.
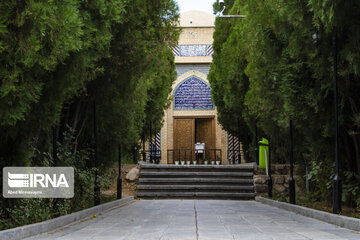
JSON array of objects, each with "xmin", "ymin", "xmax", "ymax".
[
  {"xmin": 174, "ymin": 76, "xmax": 214, "ymax": 110},
  {"xmin": 179, "ymin": 45, "xmax": 207, "ymax": 56},
  {"xmin": 173, "ymin": 45, "xmax": 213, "ymax": 57}
]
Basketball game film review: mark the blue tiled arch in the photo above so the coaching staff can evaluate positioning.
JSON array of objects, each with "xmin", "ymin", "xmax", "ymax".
[{"xmin": 173, "ymin": 76, "xmax": 215, "ymax": 111}]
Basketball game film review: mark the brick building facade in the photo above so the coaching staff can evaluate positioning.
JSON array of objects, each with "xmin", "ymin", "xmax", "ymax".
[{"xmin": 153, "ymin": 11, "xmax": 241, "ymax": 164}]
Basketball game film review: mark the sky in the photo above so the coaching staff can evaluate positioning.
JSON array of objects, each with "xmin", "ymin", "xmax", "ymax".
[{"xmin": 176, "ymin": 0, "xmax": 215, "ymax": 15}]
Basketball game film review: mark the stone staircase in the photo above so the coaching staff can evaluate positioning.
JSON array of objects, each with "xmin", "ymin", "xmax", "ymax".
[{"xmin": 136, "ymin": 163, "xmax": 255, "ymax": 200}]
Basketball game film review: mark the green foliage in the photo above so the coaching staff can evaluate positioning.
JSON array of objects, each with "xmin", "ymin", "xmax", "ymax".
[
  {"xmin": 208, "ymin": 0, "xmax": 252, "ymax": 154},
  {"xmin": 0, "ymin": 0, "xmax": 179, "ymax": 229},
  {"xmin": 342, "ymin": 171, "xmax": 360, "ymax": 209},
  {"xmin": 0, "ymin": 0, "xmax": 179, "ymax": 166},
  {"xmin": 54, "ymin": 127, "xmax": 115, "ymax": 214},
  {"xmin": 0, "ymin": 127, "xmax": 115, "ymax": 230},
  {"xmin": 307, "ymin": 160, "xmax": 334, "ymax": 201},
  {"xmin": 0, "ymin": 0, "xmax": 83, "ymax": 126},
  {"xmin": 210, "ymin": 0, "xmax": 360, "ymax": 206},
  {"xmin": 0, "ymin": 0, "xmax": 126, "ymax": 167},
  {"xmin": 78, "ymin": 0, "xmax": 179, "ymax": 162},
  {"xmin": 0, "ymin": 199, "xmax": 51, "ymax": 230}
]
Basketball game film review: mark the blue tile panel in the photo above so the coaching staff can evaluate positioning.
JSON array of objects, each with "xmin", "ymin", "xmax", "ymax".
[
  {"xmin": 179, "ymin": 45, "xmax": 207, "ymax": 56},
  {"xmin": 174, "ymin": 76, "xmax": 214, "ymax": 110},
  {"xmin": 172, "ymin": 45, "xmax": 213, "ymax": 57},
  {"xmin": 176, "ymin": 65, "xmax": 210, "ymax": 77}
]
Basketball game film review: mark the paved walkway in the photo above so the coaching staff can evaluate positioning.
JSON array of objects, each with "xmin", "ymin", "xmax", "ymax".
[{"xmin": 26, "ymin": 200, "xmax": 360, "ymax": 240}]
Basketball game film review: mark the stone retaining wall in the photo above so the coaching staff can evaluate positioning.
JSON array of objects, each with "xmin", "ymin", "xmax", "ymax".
[{"xmin": 254, "ymin": 164, "xmax": 301, "ymax": 196}]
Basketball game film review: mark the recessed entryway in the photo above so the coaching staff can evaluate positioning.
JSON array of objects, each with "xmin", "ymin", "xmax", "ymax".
[{"xmin": 171, "ymin": 116, "xmax": 217, "ymax": 163}]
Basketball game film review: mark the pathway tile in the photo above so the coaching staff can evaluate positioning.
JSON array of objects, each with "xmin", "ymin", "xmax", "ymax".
[{"xmin": 23, "ymin": 200, "xmax": 360, "ymax": 240}]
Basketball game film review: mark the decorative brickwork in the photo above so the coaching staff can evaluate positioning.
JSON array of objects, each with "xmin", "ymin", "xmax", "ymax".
[{"xmin": 159, "ymin": 11, "xmax": 229, "ymax": 164}]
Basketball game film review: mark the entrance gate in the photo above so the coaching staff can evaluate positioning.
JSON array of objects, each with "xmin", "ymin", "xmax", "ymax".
[{"xmin": 171, "ymin": 117, "xmax": 219, "ymax": 163}]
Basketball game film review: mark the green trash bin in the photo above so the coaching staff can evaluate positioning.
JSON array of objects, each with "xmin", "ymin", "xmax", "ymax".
[{"xmin": 258, "ymin": 138, "xmax": 269, "ymax": 169}]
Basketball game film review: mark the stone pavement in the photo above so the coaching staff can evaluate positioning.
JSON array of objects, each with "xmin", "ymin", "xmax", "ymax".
[{"xmin": 25, "ymin": 200, "xmax": 360, "ymax": 240}]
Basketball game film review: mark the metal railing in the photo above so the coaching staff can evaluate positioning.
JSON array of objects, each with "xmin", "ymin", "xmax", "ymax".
[
  {"xmin": 142, "ymin": 149, "xmax": 161, "ymax": 164},
  {"xmin": 167, "ymin": 149, "xmax": 222, "ymax": 165},
  {"xmin": 228, "ymin": 149, "xmax": 242, "ymax": 164}
]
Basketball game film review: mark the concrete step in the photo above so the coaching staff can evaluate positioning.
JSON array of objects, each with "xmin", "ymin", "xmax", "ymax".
[
  {"xmin": 139, "ymin": 178, "xmax": 254, "ymax": 185},
  {"xmin": 140, "ymin": 172, "xmax": 253, "ymax": 178},
  {"xmin": 140, "ymin": 168, "xmax": 254, "ymax": 173},
  {"xmin": 137, "ymin": 185, "xmax": 254, "ymax": 191},
  {"xmin": 139, "ymin": 163, "xmax": 255, "ymax": 172},
  {"xmin": 136, "ymin": 163, "xmax": 255, "ymax": 200},
  {"xmin": 136, "ymin": 192, "xmax": 255, "ymax": 199}
]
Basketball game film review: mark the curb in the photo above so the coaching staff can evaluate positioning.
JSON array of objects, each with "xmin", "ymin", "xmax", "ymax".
[
  {"xmin": 256, "ymin": 196, "xmax": 360, "ymax": 232},
  {"xmin": 0, "ymin": 196, "xmax": 134, "ymax": 240}
]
